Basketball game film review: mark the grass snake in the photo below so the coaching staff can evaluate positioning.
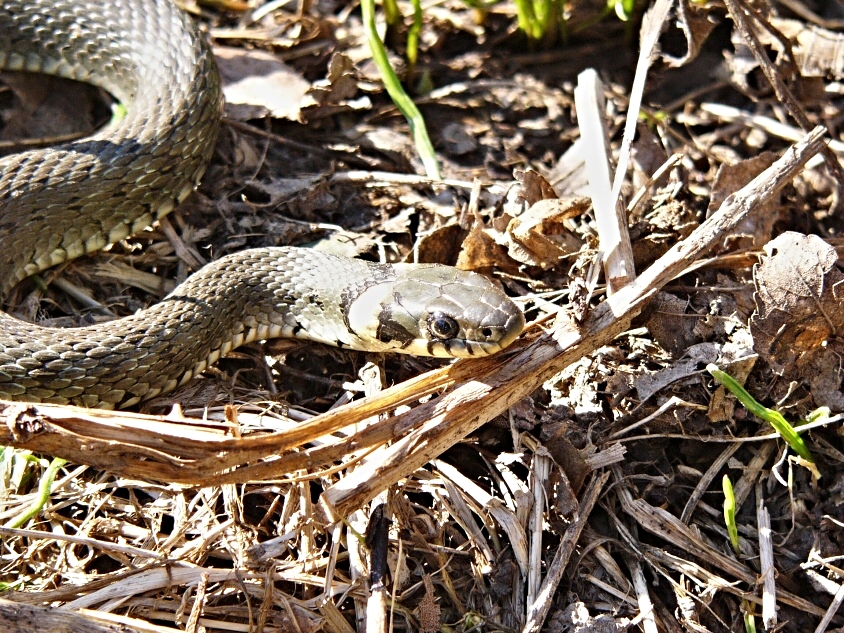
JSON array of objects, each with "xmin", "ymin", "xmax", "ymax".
[{"xmin": 0, "ymin": 0, "xmax": 525, "ymax": 409}]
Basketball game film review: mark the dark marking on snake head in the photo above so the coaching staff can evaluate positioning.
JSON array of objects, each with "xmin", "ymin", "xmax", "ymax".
[{"xmin": 376, "ymin": 306, "xmax": 415, "ymax": 348}]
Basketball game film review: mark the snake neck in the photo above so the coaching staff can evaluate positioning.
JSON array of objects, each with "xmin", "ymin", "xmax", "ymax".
[{"xmin": 0, "ymin": 249, "xmax": 394, "ymax": 409}]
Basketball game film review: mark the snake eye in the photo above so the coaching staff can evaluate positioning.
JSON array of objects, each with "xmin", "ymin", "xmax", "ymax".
[{"xmin": 428, "ymin": 313, "xmax": 460, "ymax": 340}]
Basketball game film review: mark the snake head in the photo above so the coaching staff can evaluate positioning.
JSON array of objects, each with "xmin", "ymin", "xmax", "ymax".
[{"xmin": 346, "ymin": 264, "xmax": 525, "ymax": 357}]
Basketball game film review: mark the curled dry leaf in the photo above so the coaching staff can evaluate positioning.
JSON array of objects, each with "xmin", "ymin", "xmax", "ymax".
[
  {"xmin": 505, "ymin": 197, "xmax": 589, "ymax": 269},
  {"xmin": 414, "ymin": 224, "xmax": 466, "ymax": 265},
  {"xmin": 456, "ymin": 219, "xmax": 515, "ymax": 272},
  {"xmin": 300, "ymin": 53, "xmax": 365, "ymax": 121},
  {"xmin": 660, "ymin": 0, "xmax": 719, "ymax": 67},
  {"xmin": 519, "ymin": 168, "xmax": 559, "ymax": 205},
  {"xmin": 646, "ymin": 292, "xmax": 696, "ymax": 356},
  {"xmin": 750, "ymin": 232, "xmax": 844, "ymax": 374}
]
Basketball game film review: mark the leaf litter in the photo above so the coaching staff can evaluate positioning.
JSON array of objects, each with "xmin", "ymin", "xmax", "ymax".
[{"xmin": 1, "ymin": 1, "xmax": 844, "ymax": 632}]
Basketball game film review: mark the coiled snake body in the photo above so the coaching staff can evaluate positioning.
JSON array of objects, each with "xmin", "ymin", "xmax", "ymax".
[{"xmin": 0, "ymin": 0, "xmax": 524, "ymax": 409}]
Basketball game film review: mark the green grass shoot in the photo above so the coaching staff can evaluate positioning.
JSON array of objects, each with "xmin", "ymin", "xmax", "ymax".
[
  {"xmin": 722, "ymin": 474, "xmax": 740, "ymax": 554},
  {"xmin": 4, "ymin": 456, "xmax": 67, "ymax": 529},
  {"xmin": 722, "ymin": 474, "xmax": 758, "ymax": 633},
  {"xmin": 707, "ymin": 364, "xmax": 816, "ymax": 469},
  {"xmin": 360, "ymin": 0, "xmax": 440, "ymax": 179},
  {"xmin": 513, "ymin": 0, "xmax": 564, "ymax": 45}
]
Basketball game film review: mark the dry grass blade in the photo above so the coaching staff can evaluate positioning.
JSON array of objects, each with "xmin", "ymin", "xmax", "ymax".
[
  {"xmin": 522, "ymin": 471, "xmax": 610, "ymax": 633},
  {"xmin": 756, "ymin": 480, "xmax": 776, "ymax": 629},
  {"xmin": 0, "ymin": 596, "xmax": 193, "ymax": 632}
]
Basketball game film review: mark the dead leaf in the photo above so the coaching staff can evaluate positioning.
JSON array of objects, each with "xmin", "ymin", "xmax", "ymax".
[
  {"xmin": 505, "ymin": 197, "xmax": 589, "ymax": 268},
  {"xmin": 415, "ymin": 224, "xmax": 466, "ymax": 265},
  {"xmin": 750, "ymin": 232, "xmax": 844, "ymax": 374},
  {"xmin": 456, "ymin": 220, "xmax": 512, "ymax": 271},
  {"xmin": 0, "ymin": 73, "xmax": 100, "ymax": 140},
  {"xmin": 661, "ymin": 0, "xmax": 719, "ymax": 67},
  {"xmin": 763, "ymin": 18, "xmax": 844, "ymax": 80},
  {"xmin": 302, "ymin": 53, "xmax": 359, "ymax": 108},
  {"xmin": 300, "ymin": 53, "xmax": 373, "ymax": 123},
  {"xmin": 215, "ymin": 46, "xmax": 309, "ymax": 121},
  {"xmin": 646, "ymin": 292, "xmax": 696, "ymax": 357},
  {"xmin": 804, "ymin": 348, "xmax": 844, "ymax": 410},
  {"xmin": 519, "ymin": 168, "xmax": 559, "ymax": 205},
  {"xmin": 634, "ymin": 342, "xmax": 719, "ymax": 403},
  {"xmin": 544, "ymin": 424, "xmax": 590, "ymax": 498}
]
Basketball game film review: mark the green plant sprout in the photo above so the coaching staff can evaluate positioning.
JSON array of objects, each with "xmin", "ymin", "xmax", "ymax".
[
  {"xmin": 513, "ymin": 0, "xmax": 564, "ymax": 46},
  {"xmin": 722, "ymin": 475, "xmax": 740, "ymax": 553},
  {"xmin": 722, "ymin": 475, "xmax": 757, "ymax": 633},
  {"xmin": 707, "ymin": 364, "xmax": 818, "ymax": 477},
  {"xmin": 4, "ymin": 456, "xmax": 67, "ymax": 529},
  {"xmin": 381, "ymin": 0, "xmax": 400, "ymax": 27},
  {"xmin": 608, "ymin": 0, "xmax": 636, "ymax": 21},
  {"xmin": 405, "ymin": 0, "xmax": 422, "ymax": 68},
  {"xmin": 361, "ymin": 0, "xmax": 440, "ymax": 179}
]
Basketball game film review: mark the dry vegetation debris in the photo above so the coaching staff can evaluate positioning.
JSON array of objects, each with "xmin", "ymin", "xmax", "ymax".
[{"xmin": 1, "ymin": 0, "xmax": 844, "ymax": 632}]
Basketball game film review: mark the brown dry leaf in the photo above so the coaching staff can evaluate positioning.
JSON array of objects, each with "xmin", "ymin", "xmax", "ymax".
[
  {"xmin": 802, "ymin": 347, "xmax": 844, "ymax": 410},
  {"xmin": 300, "ymin": 53, "xmax": 368, "ymax": 122},
  {"xmin": 456, "ymin": 220, "xmax": 513, "ymax": 272},
  {"xmin": 661, "ymin": 0, "xmax": 719, "ymax": 67},
  {"xmin": 706, "ymin": 152, "xmax": 778, "ymax": 250},
  {"xmin": 214, "ymin": 46, "xmax": 309, "ymax": 121},
  {"xmin": 543, "ymin": 425, "xmax": 590, "ymax": 499},
  {"xmin": 520, "ymin": 168, "xmax": 559, "ymax": 205},
  {"xmin": 505, "ymin": 198, "xmax": 589, "ymax": 268},
  {"xmin": 750, "ymin": 232, "xmax": 844, "ymax": 374},
  {"xmin": 646, "ymin": 292, "xmax": 696, "ymax": 357},
  {"xmin": 415, "ymin": 224, "xmax": 466, "ymax": 265},
  {"xmin": 764, "ymin": 18, "xmax": 844, "ymax": 80}
]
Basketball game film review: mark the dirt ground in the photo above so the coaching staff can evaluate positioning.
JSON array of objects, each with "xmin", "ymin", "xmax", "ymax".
[{"xmin": 1, "ymin": 0, "xmax": 844, "ymax": 631}]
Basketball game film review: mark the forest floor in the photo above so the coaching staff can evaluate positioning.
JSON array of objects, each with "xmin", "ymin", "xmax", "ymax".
[{"xmin": 1, "ymin": 1, "xmax": 844, "ymax": 632}]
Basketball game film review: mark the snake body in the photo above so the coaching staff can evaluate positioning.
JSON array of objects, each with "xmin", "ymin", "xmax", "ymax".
[{"xmin": 0, "ymin": 0, "xmax": 524, "ymax": 409}]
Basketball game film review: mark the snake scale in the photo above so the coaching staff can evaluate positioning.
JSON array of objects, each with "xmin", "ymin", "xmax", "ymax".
[{"xmin": 0, "ymin": 0, "xmax": 524, "ymax": 409}]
